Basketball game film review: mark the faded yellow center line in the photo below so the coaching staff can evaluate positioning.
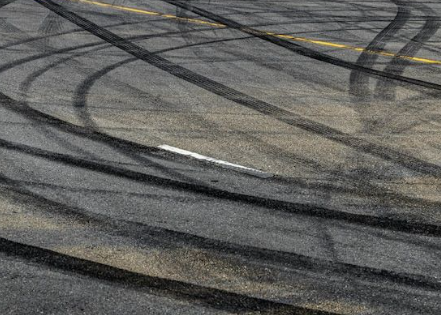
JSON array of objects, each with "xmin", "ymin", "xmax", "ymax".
[
  {"xmin": 66, "ymin": 0, "xmax": 441, "ymax": 66},
  {"xmin": 68, "ymin": 0, "xmax": 225, "ymax": 27}
]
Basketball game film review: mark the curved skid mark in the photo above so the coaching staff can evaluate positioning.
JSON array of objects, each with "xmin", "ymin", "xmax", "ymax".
[
  {"xmin": 59, "ymin": 31, "xmax": 441, "ymax": 209},
  {"xmin": 159, "ymin": 0, "xmax": 441, "ymax": 90},
  {"xmin": 0, "ymin": 0, "xmax": 438, "ymax": 214},
  {"xmin": 32, "ymin": 0, "xmax": 441, "ymax": 182},
  {"xmin": 64, "ymin": 0, "xmax": 441, "ymax": 67},
  {"xmin": 0, "ymin": 0, "xmax": 436, "ymax": 234},
  {"xmin": 10, "ymin": 43, "xmax": 441, "ymax": 218},
  {"xmin": 349, "ymin": 0, "xmax": 411, "ymax": 100},
  {"xmin": 375, "ymin": 2, "xmax": 441, "ymax": 101},
  {"xmin": 1, "ymin": 1, "xmax": 441, "ymax": 297},
  {"xmin": 1, "ymin": 172, "xmax": 440, "ymax": 292},
  {"xmin": 2, "ymin": 135, "xmax": 441, "ymax": 237},
  {"xmin": 17, "ymin": 34, "xmax": 250, "ymax": 182},
  {"xmin": 0, "ymin": 236, "xmax": 333, "ymax": 314}
]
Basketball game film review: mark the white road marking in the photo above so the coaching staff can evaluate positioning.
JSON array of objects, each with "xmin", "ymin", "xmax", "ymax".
[{"xmin": 158, "ymin": 145, "xmax": 273, "ymax": 178}]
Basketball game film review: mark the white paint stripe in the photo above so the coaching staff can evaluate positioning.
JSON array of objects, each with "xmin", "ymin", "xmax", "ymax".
[{"xmin": 158, "ymin": 145, "xmax": 273, "ymax": 178}]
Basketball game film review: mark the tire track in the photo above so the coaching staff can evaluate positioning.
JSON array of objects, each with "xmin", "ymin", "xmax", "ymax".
[
  {"xmin": 0, "ymin": 0, "xmax": 437, "ymax": 232},
  {"xmin": 176, "ymin": 1, "xmax": 349, "ymax": 93},
  {"xmin": 5, "ymin": 9, "xmax": 436, "ymax": 214},
  {"xmin": 3, "ymin": 0, "xmax": 436, "ymax": 217},
  {"xmin": 0, "ymin": 237, "xmax": 337, "ymax": 315},
  {"xmin": 349, "ymin": 0, "xmax": 411, "ymax": 100},
  {"xmin": 3, "ymin": 0, "xmax": 440, "ymax": 298},
  {"xmin": 2, "ymin": 135, "xmax": 441, "ymax": 237},
  {"xmin": 33, "ymin": 0, "xmax": 441, "ymax": 181},
  {"xmin": 1, "ymin": 172, "xmax": 440, "ymax": 292},
  {"xmin": 3, "ymin": 1, "xmax": 440, "ymax": 309},
  {"xmin": 160, "ymin": 0, "xmax": 441, "ymax": 91},
  {"xmin": 375, "ymin": 2, "xmax": 441, "ymax": 101},
  {"xmin": 0, "ymin": 20, "xmax": 149, "ymax": 51},
  {"xmin": 0, "ymin": 1, "xmax": 439, "ymax": 217},
  {"xmin": 18, "ymin": 34, "xmax": 441, "ymax": 219},
  {"xmin": 38, "ymin": 12, "xmax": 65, "ymax": 52},
  {"xmin": 66, "ymin": 34, "xmax": 441, "ymax": 213},
  {"xmin": 16, "ymin": 27, "xmax": 239, "ymax": 184}
]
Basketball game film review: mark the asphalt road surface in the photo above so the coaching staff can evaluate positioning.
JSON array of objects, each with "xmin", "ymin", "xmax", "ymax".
[{"xmin": 1, "ymin": 0, "xmax": 441, "ymax": 314}]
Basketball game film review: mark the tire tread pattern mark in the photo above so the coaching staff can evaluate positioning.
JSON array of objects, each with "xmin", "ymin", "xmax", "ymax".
[
  {"xmin": 2, "ymin": 175, "xmax": 440, "ymax": 292},
  {"xmin": 34, "ymin": 0, "xmax": 441, "ymax": 182},
  {"xmin": 164, "ymin": 0, "xmax": 441, "ymax": 91},
  {"xmin": 0, "ymin": 30, "xmax": 439, "ymax": 212},
  {"xmin": 1, "ymin": 59, "xmax": 441, "ymax": 236},
  {"xmin": 0, "ymin": 236, "xmax": 336, "ymax": 315},
  {"xmin": 349, "ymin": 0, "xmax": 411, "ymax": 99},
  {"xmin": 2, "ymin": 135, "xmax": 441, "ymax": 238},
  {"xmin": 376, "ymin": 1, "xmax": 441, "ymax": 100}
]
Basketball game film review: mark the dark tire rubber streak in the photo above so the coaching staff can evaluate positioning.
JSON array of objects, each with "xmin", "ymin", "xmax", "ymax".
[
  {"xmin": 0, "ymin": 0, "xmax": 435, "ymax": 237},
  {"xmin": 34, "ymin": 0, "xmax": 441, "ymax": 182},
  {"xmin": 5, "ymin": 39, "xmax": 441, "ymax": 213},
  {"xmin": 376, "ymin": 2, "xmax": 441, "ymax": 100},
  {"xmin": 349, "ymin": 0, "xmax": 411, "ymax": 98},
  {"xmin": 163, "ymin": 0, "xmax": 441, "ymax": 91},
  {"xmin": 2, "ymin": 135, "xmax": 441, "ymax": 238},
  {"xmin": 1, "ymin": 0, "xmax": 440, "ymax": 292},
  {"xmin": 17, "ymin": 31, "xmax": 441, "ymax": 213},
  {"xmin": 0, "ymin": 236, "xmax": 338, "ymax": 315},
  {"xmin": 0, "ymin": 0, "xmax": 438, "ymax": 235},
  {"xmin": 1, "ymin": 174, "xmax": 440, "ymax": 292},
  {"xmin": 16, "ymin": 32, "xmax": 243, "ymax": 185},
  {"xmin": 5, "ymin": 0, "xmax": 439, "ymax": 311}
]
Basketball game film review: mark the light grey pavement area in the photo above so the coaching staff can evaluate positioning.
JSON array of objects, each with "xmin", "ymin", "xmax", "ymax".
[{"xmin": 0, "ymin": 0, "xmax": 441, "ymax": 313}]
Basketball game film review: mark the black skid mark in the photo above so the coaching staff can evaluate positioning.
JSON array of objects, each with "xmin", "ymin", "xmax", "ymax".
[
  {"xmin": 1, "ymin": 173, "xmax": 441, "ymax": 292},
  {"xmin": 349, "ymin": 0, "xmax": 411, "ymax": 101},
  {"xmin": 0, "ymin": 236, "xmax": 335, "ymax": 315},
  {"xmin": 159, "ymin": 0, "xmax": 441, "ymax": 91},
  {"xmin": 375, "ymin": 2, "xmax": 441, "ymax": 101},
  {"xmin": 2, "ymin": 135, "xmax": 441, "ymax": 237},
  {"xmin": 31, "ymin": 0, "xmax": 441, "ymax": 183}
]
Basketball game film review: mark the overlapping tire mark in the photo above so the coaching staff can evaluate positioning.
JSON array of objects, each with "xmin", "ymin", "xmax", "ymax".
[
  {"xmin": 0, "ymin": 0, "xmax": 436, "ymax": 230},
  {"xmin": 22, "ymin": 27, "xmax": 278, "ymax": 186},
  {"xmin": 0, "ymin": 21, "xmax": 249, "ymax": 161},
  {"xmin": 0, "ymin": 237, "xmax": 336, "ymax": 315},
  {"xmin": 161, "ymin": 0, "xmax": 441, "ymax": 91},
  {"xmin": 3, "ymin": 133, "xmax": 441, "ymax": 237},
  {"xmin": 6, "ymin": 13, "xmax": 440, "ymax": 216},
  {"xmin": 0, "ymin": 20, "xmax": 149, "ymax": 51},
  {"xmin": 375, "ymin": 1, "xmax": 441, "ymax": 101},
  {"xmin": 172, "ymin": 1, "xmax": 348, "ymax": 172},
  {"xmin": 1, "ymin": 1, "xmax": 441, "ymax": 310},
  {"xmin": 38, "ymin": 12, "xmax": 65, "ymax": 52},
  {"xmin": 2, "ymin": 141, "xmax": 441, "ymax": 311},
  {"xmin": 349, "ymin": 0, "xmax": 411, "ymax": 100},
  {"xmin": 1, "ymin": 166, "xmax": 440, "ymax": 293},
  {"xmin": 175, "ymin": 0, "xmax": 349, "ymax": 93},
  {"xmin": 66, "ymin": 29, "xmax": 441, "ymax": 213},
  {"xmin": 33, "ymin": 0, "xmax": 441, "ymax": 183},
  {"xmin": 0, "ymin": 32, "xmax": 334, "ymax": 216},
  {"xmin": 0, "ymin": 50, "xmax": 440, "ymax": 238},
  {"xmin": 347, "ymin": 0, "xmax": 440, "ymax": 139},
  {"xmin": 149, "ymin": 6, "xmax": 438, "ymax": 216},
  {"xmin": 0, "ymin": 0, "xmax": 438, "ymax": 226}
]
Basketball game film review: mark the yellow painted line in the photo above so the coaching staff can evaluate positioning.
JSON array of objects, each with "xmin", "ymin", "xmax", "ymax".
[
  {"xmin": 65, "ymin": 0, "xmax": 441, "ymax": 66},
  {"xmin": 69, "ymin": 0, "xmax": 225, "ymax": 27}
]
